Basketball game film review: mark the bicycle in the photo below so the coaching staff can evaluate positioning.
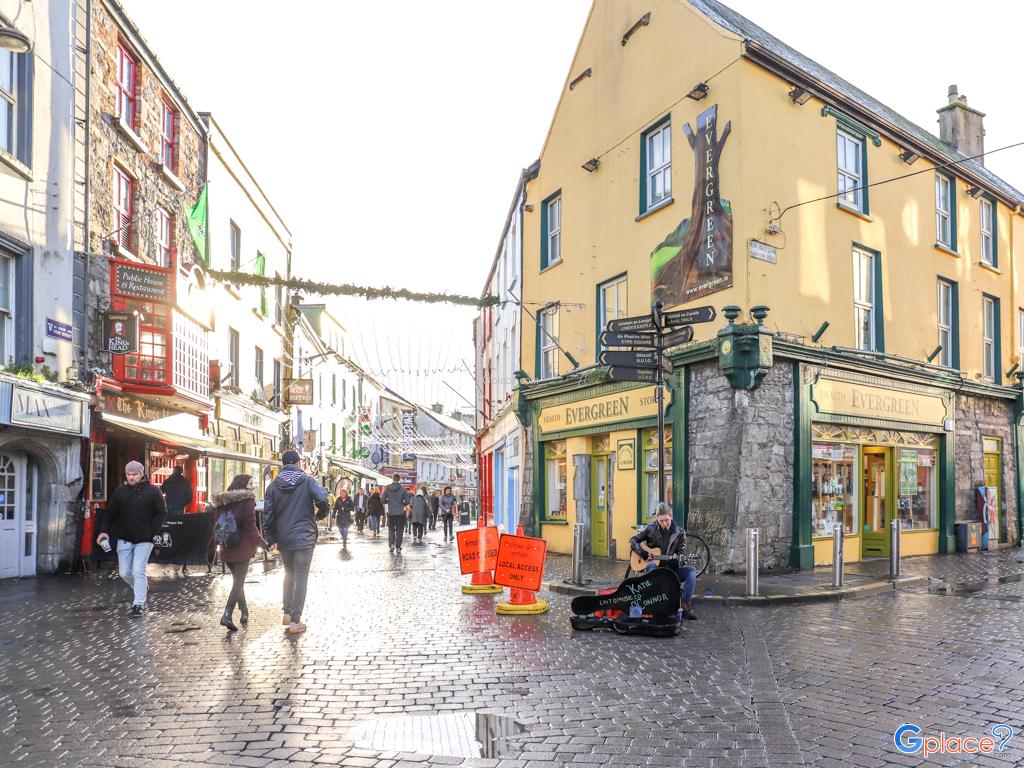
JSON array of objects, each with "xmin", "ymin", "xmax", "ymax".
[{"xmin": 624, "ymin": 528, "xmax": 711, "ymax": 578}]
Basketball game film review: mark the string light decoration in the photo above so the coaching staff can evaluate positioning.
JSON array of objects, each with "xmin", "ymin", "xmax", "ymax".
[{"xmin": 205, "ymin": 270, "xmax": 498, "ymax": 308}]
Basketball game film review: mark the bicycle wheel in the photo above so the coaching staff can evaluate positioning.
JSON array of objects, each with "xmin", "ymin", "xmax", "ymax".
[{"xmin": 680, "ymin": 533, "xmax": 711, "ymax": 577}]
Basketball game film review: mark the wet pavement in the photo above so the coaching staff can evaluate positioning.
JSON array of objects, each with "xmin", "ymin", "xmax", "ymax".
[{"xmin": 2, "ymin": 524, "xmax": 1024, "ymax": 767}]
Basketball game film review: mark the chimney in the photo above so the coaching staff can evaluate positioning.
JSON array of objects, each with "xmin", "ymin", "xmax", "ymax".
[
  {"xmin": 937, "ymin": 84, "xmax": 986, "ymax": 162},
  {"xmin": 431, "ymin": 403, "xmax": 444, "ymax": 413}
]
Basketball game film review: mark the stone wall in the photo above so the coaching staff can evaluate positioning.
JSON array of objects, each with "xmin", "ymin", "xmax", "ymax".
[
  {"xmin": 955, "ymin": 393, "xmax": 1018, "ymax": 545},
  {"xmin": 520, "ymin": 421, "xmax": 536, "ymax": 537},
  {"xmin": 687, "ymin": 360, "xmax": 794, "ymax": 571},
  {"xmin": 85, "ymin": 1, "xmax": 205, "ymax": 366}
]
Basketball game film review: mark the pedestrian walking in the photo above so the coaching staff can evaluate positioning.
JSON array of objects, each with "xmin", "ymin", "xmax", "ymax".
[
  {"xmin": 263, "ymin": 450, "xmax": 330, "ymax": 635},
  {"xmin": 214, "ymin": 474, "xmax": 266, "ymax": 632},
  {"xmin": 440, "ymin": 486, "xmax": 457, "ymax": 542},
  {"xmin": 428, "ymin": 490, "xmax": 440, "ymax": 530},
  {"xmin": 367, "ymin": 486, "xmax": 383, "ymax": 538},
  {"xmin": 410, "ymin": 487, "xmax": 429, "ymax": 542},
  {"xmin": 354, "ymin": 486, "xmax": 367, "ymax": 533},
  {"xmin": 96, "ymin": 460, "xmax": 167, "ymax": 616},
  {"xmin": 382, "ymin": 474, "xmax": 410, "ymax": 554},
  {"xmin": 333, "ymin": 489, "xmax": 354, "ymax": 549}
]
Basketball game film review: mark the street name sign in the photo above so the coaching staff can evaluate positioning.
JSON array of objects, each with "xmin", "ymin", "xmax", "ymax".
[
  {"xmin": 661, "ymin": 326, "xmax": 695, "ymax": 348},
  {"xmin": 608, "ymin": 366, "xmax": 660, "ymax": 384},
  {"xmin": 599, "ymin": 350, "xmax": 673, "ymax": 374},
  {"xmin": 606, "ymin": 314, "xmax": 657, "ymax": 334},
  {"xmin": 600, "ymin": 330, "xmax": 660, "ymax": 348},
  {"xmin": 663, "ymin": 305, "xmax": 716, "ymax": 327}
]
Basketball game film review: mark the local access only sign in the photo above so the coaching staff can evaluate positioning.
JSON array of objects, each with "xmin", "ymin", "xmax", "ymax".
[
  {"xmin": 493, "ymin": 533, "xmax": 547, "ymax": 592},
  {"xmin": 457, "ymin": 526, "xmax": 499, "ymax": 575}
]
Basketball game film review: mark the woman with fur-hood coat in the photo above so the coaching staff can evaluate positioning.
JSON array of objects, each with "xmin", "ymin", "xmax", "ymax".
[{"xmin": 214, "ymin": 474, "xmax": 267, "ymax": 631}]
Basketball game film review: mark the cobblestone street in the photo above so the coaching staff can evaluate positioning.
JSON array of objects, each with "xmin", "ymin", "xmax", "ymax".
[{"xmin": 3, "ymin": 527, "xmax": 1024, "ymax": 768}]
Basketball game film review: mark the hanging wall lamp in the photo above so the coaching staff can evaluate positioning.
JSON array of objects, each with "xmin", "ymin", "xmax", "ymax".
[
  {"xmin": 788, "ymin": 86, "xmax": 812, "ymax": 105},
  {"xmin": 898, "ymin": 149, "xmax": 920, "ymax": 165},
  {"xmin": 0, "ymin": 25, "xmax": 30, "ymax": 53},
  {"xmin": 686, "ymin": 82, "xmax": 709, "ymax": 100},
  {"xmin": 581, "ymin": 157, "xmax": 600, "ymax": 173}
]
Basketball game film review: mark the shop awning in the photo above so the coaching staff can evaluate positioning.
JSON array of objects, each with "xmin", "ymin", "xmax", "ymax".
[
  {"xmin": 100, "ymin": 413, "xmax": 276, "ymax": 466},
  {"xmin": 329, "ymin": 457, "xmax": 391, "ymax": 485}
]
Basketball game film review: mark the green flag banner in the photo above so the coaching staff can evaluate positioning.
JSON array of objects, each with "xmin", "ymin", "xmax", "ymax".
[
  {"xmin": 183, "ymin": 184, "xmax": 208, "ymax": 264},
  {"xmin": 254, "ymin": 252, "xmax": 268, "ymax": 317}
]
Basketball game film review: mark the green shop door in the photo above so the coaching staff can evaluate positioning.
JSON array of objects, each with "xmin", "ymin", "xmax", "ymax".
[
  {"xmin": 591, "ymin": 455, "xmax": 609, "ymax": 556},
  {"xmin": 861, "ymin": 447, "xmax": 891, "ymax": 558}
]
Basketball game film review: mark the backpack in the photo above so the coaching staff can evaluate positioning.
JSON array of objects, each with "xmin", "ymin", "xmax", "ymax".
[{"xmin": 213, "ymin": 508, "xmax": 242, "ymax": 548}]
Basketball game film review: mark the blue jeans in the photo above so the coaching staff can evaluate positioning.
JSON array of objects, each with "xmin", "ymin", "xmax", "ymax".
[
  {"xmin": 280, "ymin": 548, "xmax": 315, "ymax": 623},
  {"xmin": 116, "ymin": 540, "xmax": 154, "ymax": 606},
  {"xmin": 339, "ymin": 526, "xmax": 349, "ymax": 545},
  {"xmin": 647, "ymin": 562, "xmax": 697, "ymax": 604}
]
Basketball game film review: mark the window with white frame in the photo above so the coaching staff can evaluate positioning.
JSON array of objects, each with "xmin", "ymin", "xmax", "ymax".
[
  {"xmin": 546, "ymin": 195, "xmax": 561, "ymax": 266},
  {"xmin": 980, "ymin": 198, "xmax": 994, "ymax": 265},
  {"xmin": 116, "ymin": 44, "xmax": 137, "ymax": 129},
  {"xmin": 0, "ymin": 254, "xmax": 11, "ymax": 364},
  {"xmin": 936, "ymin": 175, "xmax": 953, "ymax": 248},
  {"xmin": 837, "ymin": 129, "xmax": 863, "ymax": 211},
  {"xmin": 646, "ymin": 121, "xmax": 671, "ymax": 209},
  {"xmin": 937, "ymin": 280, "xmax": 953, "ymax": 368},
  {"xmin": 0, "ymin": 51, "xmax": 16, "ymax": 155},
  {"xmin": 598, "ymin": 274, "xmax": 628, "ymax": 346},
  {"xmin": 228, "ymin": 327, "xmax": 240, "ymax": 386},
  {"xmin": 983, "ymin": 296, "xmax": 997, "ymax": 381},
  {"xmin": 255, "ymin": 346, "xmax": 264, "ymax": 386},
  {"xmin": 852, "ymin": 248, "xmax": 875, "ymax": 351},
  {"xmin": 540, "ymin": 305, "xmax": 558, "ymax": 379},
  {"xmin": 229, "ymin": 221, "xmax": 241, "ymax": 271},
  {"xmin": 113, "ymin": 166, "xmax": 134, "ymax": 252},
  {"xmin": 155, "ymin": 208, "xmax": 173, "ymax": 267}
]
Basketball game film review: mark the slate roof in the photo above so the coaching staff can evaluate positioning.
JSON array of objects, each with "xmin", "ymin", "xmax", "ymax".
[{"xmin": 688, "ymin": 0, "xmax": 1024, "ymax": 205}]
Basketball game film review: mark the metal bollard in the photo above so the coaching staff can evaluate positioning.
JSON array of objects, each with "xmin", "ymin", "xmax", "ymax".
[
  {"xmin": 571, "ymin": 523, "xmax": 585, "ymax": 585},
  {"xmin": 890, "ymin": 518, "xmax": 901, "ymax": 579},
  {"xmin": 832, "ymin": 521, "xmax": 844, "ymax": 589},
  {"xmin": 745, "ymin": 528, "xmax": 760, "ymax": 597}
]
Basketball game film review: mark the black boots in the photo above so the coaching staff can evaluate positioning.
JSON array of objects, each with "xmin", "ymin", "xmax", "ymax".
[
  {"xmin": 220, "ymin": 608, "xmax": 238, "ymax": 632},
  {"xmin": 238, "ymin": 597, "xmax": 249, "ymax": 626}
]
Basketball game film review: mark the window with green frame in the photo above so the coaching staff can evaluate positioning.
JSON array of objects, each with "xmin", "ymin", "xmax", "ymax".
[
  {"xmin": 641, "ymin": 426, "xmax": 672, "ymax": 519},
  {"xmin": 543, "ymin": 440, "xmax": 567, "ymax": 520}
]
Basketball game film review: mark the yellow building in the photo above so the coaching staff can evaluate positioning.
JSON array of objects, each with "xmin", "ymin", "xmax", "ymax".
[{"xmin": 510, "ymin": 0, "xmax": 1024, "ymax": 569}]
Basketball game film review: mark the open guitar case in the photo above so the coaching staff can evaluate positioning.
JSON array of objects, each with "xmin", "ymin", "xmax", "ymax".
[{"xmin": 569, "ymin": 567, "xmax": 682, "ymax": 637}]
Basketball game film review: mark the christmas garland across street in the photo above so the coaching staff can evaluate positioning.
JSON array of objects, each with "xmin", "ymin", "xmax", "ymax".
[{"xmin": 205, "ymin": 270, "xmax": 499, "ymax": 308}]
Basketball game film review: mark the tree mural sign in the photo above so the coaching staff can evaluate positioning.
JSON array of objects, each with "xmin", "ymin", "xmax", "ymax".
[{"xmin": 651, "ymin": 104, "xmax": 733, "ymax": 305}]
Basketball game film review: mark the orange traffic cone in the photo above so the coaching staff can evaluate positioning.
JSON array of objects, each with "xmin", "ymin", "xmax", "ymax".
[
  {"xmin": 462, "ymin": 514, "xmax": 502, "ymax": 594},
  {"xmin": 496, "ymin": 525, "xmax": 549, "ymax": 615}
]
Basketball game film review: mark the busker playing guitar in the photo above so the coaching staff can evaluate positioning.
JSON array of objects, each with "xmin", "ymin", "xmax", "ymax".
[{"xmin": 628, "ymin": 503, "xmax": 698, "ymax": 620}]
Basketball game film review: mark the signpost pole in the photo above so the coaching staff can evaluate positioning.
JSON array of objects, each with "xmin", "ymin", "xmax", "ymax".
[{"xmin": 652, "ymin": 301, "xmax": 666, "ymax": 505}]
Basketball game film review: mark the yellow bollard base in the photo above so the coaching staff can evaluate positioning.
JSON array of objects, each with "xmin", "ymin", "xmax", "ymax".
[
  {"xmin": 462, "ymin": 584, "xmax": 503, "ymax": 595},
  {"xmin": 496, "ymin": 598, "xmax": 549, "ymax": 615}
]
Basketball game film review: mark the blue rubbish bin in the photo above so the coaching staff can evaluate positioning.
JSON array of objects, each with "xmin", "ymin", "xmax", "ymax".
[{"xmin": 955, "ymin": 522, "xmax": 981, "ymax": 553}]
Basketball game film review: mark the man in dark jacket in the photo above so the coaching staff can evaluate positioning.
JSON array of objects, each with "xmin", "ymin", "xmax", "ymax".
[
  {"xmin": 381, "ymin": 475, "xmax": 410, "ymax": 554},
  {"xmin": 96, "ymin": 460, "xmax": 167, "ymax": 616},
  {"xmin": 160, "ymin": 466, "xmax": 194, "ymax": 515},
  {"xmin": 629, "ymin": 503, "xmax": 698, "ymax": 620},
  {"xmin": 263, "ymin": 450, "xmax": 329, "ymax": 634},
  {"xmin": 428, "ymin": 490, "xmax": 440, "ymax": 530}
]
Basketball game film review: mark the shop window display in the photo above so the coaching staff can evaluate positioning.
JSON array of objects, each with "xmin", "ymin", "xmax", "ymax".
[
  {"xmin": 812, "ymin": 443, "xmax": 858, "ymax": 536},
  {"xmin": 896, "ymin": 448, "xmax": 936, "ymax": 530},
  {"xmin": 544, "ymin": 441, "xmax": 567, "ymax": 520},
  {"xmin": 643, "ymin": 426, "xmax": 672, "ymax": 517}
]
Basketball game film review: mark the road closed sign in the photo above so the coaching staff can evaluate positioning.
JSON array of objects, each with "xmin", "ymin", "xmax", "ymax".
[
  {"xmin": 456, "ymin": 526, "xmax": 499, "ymax": 575},
  {"xmin": 494, "ymin": 533, "xmax": 547, "ymax": 592}
]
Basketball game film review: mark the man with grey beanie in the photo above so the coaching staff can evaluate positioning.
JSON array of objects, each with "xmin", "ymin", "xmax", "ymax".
[
  {"xmin": 97, "ymin": 460, "xmax": 167, "ymax": 616},
  {"xmin": 263, "ymin": 450, "xmax": 329, "ymax": 634}
]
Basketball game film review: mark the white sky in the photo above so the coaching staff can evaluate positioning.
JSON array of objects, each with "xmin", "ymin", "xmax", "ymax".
[{"xmin": 119, "ymin": 0, "xmax": 1024, "ymax": 414}]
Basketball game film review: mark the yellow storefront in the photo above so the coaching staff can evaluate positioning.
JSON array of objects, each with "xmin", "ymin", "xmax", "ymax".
[
  {"xmin": 532, "ymin": 383, "xmax": 673, "ymax": 558},
  {"xmin": 807, "ymin": 371, "xmax": 954, "ymax": 565}
]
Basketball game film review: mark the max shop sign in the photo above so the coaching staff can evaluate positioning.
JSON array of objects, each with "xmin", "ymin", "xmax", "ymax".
[
  {"xmin": 112, "ymin": 262, "xmax": 172, "ymax": 302},
  {"xmin": 101, "ymin": 311, "xmax": 139, "ymax": 354},
  {"xmin": 9, "ymin": 384, "xmax": 85, "ymax": 434}
]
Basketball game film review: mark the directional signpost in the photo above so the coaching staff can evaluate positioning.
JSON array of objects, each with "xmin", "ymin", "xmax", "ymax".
[{"xmin": 600, "ymin": 303, "xmax": 715, "ymax": 504}]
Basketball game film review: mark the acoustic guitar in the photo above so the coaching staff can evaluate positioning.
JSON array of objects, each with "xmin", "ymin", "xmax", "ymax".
[{"xmin": 628, "ymin": 544, "xmax": 678, "ymax": 574}]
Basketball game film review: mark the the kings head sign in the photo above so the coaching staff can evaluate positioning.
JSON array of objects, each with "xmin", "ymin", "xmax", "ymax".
[
  {"xmin": 101, "ymin": 311, "xmax": 139, "ymax": 354},
  {"xmin": 652, "ymin": 104, "xmax": 733, "ymax": 305}
]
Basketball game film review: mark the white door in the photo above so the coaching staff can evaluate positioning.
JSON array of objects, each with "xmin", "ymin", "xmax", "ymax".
[
  {"xmin": 21, "ymin": 458, "xmax": 36, "ymax": 577},
  {"xmin": 0, "ymin": 454, "xmax": 19, "ymax": 578}
]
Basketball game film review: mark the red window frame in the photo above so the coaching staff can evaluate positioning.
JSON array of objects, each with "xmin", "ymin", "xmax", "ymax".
[
  {"xmin": 155, "ymin": 207, "xmax": 175, "ymax": 267},
  {"xmin": 113, "ymin": 166, "xmax": 134, "ymax": 251},
  {"xmin": 112, "ymin": 298, "xmax": 171, "ymax": 387},
  {"xmin": 116, "ymin": 43, "xmax": 137, "ymax": 129},
  {"xmin": 160, "ymin": 101, "xmax": 176, "ymax": 171}
]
